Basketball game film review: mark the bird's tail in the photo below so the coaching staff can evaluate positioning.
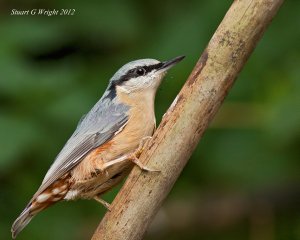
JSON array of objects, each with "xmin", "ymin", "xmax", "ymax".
[
  {"xmin": 11, "ymin": 200, "xmax": 52, "ymax": 239},
  {"xmin": 12, "ymin": 177, "xmax": 69, "ymax": 238},
  {"xmin": 11, "ymin": 204, "xmax": 35, "ymax": 239}
]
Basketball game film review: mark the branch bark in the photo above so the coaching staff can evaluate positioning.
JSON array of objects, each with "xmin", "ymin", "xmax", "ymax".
[{"xmin": 92, "ymin": 0, "xmax": 284, "ymax": 239}]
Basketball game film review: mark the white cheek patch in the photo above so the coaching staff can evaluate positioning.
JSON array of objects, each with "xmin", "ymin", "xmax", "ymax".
[
  {"xmin": 121, "ymin": 73, "xmax": 163, "ymax": 93},
  {"xmin": 126, "ymin": 76, "xmax": 146, "ymax": 88}
]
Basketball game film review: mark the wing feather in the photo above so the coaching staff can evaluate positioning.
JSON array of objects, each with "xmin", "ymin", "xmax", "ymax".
[{"xmin": 33, "ymin": 98, "xmax": 129, "ymax": 199}]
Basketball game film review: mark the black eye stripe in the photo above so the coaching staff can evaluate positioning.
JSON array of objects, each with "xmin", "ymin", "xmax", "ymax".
[
  {"xmin": 117, "ymin": 62, "xmax": 163, "ymax": 83},
  {"xmin": 109, "ymin": 62, "xmax": 164, "ymax": 91},
  {"xmin": 143, "ymin": 62, "xmax": 163, "ymax": 73}
]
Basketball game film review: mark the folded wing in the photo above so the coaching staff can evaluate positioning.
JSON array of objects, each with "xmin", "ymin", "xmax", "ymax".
[{"xmin": 34, "ymin": 98, "xmax": 129, "ymax": 199}]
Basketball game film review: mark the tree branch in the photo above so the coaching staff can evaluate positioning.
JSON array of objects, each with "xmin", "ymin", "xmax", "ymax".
[{"xmin": 92, "ymin": 0, "xmax": 284, "ymax": 239}]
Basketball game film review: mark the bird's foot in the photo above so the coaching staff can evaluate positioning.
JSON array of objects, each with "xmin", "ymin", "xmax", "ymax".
[
  {"xmin": 94, "ymin": 196, "xmax": 111, "ymax": 211},
  {"xmin": 129, "ymin": 151, "xmax": 160, "ymax": 173}
]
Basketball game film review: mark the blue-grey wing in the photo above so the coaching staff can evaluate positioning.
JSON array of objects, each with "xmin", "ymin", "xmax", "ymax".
[{"xmin": 34, "ymin": 99, "xmax": 129, "ymax": 198}]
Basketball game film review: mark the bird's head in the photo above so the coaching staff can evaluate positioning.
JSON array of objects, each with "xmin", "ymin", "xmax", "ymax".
[{"xmin": 106, "ymin": 56, "xmax": 185, "ymax": 97}]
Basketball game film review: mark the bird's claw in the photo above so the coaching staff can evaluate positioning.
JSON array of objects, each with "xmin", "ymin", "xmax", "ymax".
[
  {"xmin": 94, "ymin": 196, "xmax": 112, "ymax": 211},
  {"xmin": 129, "ymin": 153, "xmax": 160, "ymax": 172}
]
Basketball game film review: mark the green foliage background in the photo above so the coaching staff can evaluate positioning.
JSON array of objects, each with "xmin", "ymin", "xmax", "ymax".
[{"xmin": 0, "ymin": 0, "xmax": 299, "ymax": 239}]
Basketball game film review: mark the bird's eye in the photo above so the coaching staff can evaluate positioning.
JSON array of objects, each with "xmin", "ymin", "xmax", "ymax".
[{"xmin": 136, "ymin": 67, "xmax": 146, "ymax": 76}]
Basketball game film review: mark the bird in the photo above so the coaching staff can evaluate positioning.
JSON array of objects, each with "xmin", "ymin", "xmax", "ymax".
[{"xmin": 11, "ymin": 55, "xmax": 185, "ymax": 238}]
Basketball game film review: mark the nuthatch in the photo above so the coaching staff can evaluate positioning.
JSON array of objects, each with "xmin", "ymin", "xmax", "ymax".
[{"xmin": 11, "ymin": 55, "xmax": 184, "ymax": 238}]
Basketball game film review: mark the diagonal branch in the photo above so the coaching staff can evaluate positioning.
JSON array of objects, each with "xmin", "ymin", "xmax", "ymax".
[{"xmin": 92, "ymin": 0, "xmax": 284, "ymax": 239}]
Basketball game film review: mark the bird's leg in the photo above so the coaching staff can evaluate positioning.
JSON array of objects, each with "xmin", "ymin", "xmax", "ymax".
[
  {"xmin": 102, "ymin": 136, "xmax": 159, "ymax": 172},
  {"xmin": 102, "ymin": 154, "xmax": 129, "ymax": 168},
  {"xmin": 94, "ymin": 196, "xmax": 111, "ymax": 211},
  {"xmin": 129, "ymin": 136, "xmax": 160, "ymax": 172}
]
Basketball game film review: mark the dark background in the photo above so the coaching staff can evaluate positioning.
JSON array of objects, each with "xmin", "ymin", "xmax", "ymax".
[{"xmin": 0, "ymin": 0, "xmax": 299, "ymax": 239}]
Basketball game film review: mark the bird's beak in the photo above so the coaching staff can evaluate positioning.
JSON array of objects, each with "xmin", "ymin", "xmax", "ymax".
[{"xmin": 159, "ymin": 55, "xmax": 185, "ymax": 71}]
